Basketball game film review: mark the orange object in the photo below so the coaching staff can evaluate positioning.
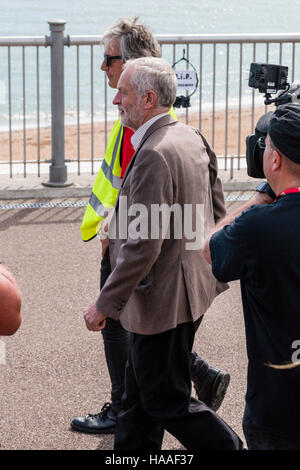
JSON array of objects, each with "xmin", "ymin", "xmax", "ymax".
[{"xmin": 0, "ymin": 266, "xmax": 22, "ymax": 336}]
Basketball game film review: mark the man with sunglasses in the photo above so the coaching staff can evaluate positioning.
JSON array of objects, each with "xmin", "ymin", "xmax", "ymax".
[
  {"xmin": 204, "ymin": 103, "xmax": 300, "ymax": 449},
  {"xmin": 73, "ymin": 17, "xmax": 230, "ymax": 435}
]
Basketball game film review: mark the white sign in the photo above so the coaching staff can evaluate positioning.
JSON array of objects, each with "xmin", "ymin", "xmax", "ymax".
[{"xmin": 175, "ymin": 70, "xmax": 197, "ymax": 91}]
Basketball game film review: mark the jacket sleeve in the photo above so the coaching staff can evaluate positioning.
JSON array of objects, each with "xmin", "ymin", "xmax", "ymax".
[
  {"xmin": 96, "ymin": 149, "xmax": 173, "ymax": 320},
  {"xmin": 197, "ymin": 131, "xmax": 226, "ymax": 223}
]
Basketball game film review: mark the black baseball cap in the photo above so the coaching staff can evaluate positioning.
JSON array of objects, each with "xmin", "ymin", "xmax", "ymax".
[{"xmin": 268, "ymin": 103, "xmax": 300, "ymax": 163}]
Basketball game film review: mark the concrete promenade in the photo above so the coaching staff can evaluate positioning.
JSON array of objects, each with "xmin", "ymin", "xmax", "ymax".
[{"xmin": 0, "ymin": 174, "xmax": 250, "ymax": 450}]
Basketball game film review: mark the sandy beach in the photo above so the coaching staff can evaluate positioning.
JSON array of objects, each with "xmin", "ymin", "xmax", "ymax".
[{"xmin": 0, "ymin": 105, "xmax": 272, "ymax": 165}]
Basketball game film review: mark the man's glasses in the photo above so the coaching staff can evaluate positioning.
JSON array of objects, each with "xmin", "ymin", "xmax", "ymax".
[
  {"xmin": 103, "ymin": 54, "xmax": 123, "ymax": 67},
  {"xmin": 257, "ymin": 136, "xmax": 266, "ymax": 150}
]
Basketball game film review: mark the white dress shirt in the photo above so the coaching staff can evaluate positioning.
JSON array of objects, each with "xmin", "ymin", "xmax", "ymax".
[{"xmin": 131, "ymin": 112, "xmax": 169, "ymax": 151}]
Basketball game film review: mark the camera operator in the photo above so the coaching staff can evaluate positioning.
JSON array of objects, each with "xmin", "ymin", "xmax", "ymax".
[{"xmin": 203, "ymin": 103, "xmax": 300, "ymax": 450}]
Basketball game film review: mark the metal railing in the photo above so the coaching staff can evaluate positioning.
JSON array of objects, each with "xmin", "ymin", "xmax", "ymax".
[{"xmin": 0, "ymin": 21, "xmax": 299, "ymax": 183}]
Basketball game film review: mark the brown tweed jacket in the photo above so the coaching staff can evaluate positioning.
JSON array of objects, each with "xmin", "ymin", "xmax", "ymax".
[{"xmin": 96, "ymin": 114, "xmax": 227, "ymax": 334}]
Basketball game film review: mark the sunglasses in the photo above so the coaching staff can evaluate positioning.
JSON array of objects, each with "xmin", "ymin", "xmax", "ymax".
[
  {"xmin": 257, "ymin": 136, "xmax": 266, "ymax": 150},
  {"xmin": 103, "ymin": 54, "xmax": 123, "ymax": 67}
]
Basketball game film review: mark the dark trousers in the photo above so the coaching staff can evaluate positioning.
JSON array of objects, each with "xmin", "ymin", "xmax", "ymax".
[
  {"xmin": 243, "ymin": 414, "xmax": 300, "ymax": 450},
  {"xmin": 100, "ymin": 249, "xmax": 210, "ymax": 415},
  {"xmin": 114, "ymin": 320, "xmax": 243, "ymax": 450},
  {"xmin": 100, "ymin": 249, "xmax": 130, "ymax": 414}
]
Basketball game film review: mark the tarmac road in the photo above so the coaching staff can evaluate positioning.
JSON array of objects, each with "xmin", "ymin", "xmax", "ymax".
[{"xmin": 0, "ymin": 198, "xmax": 248, "ymax": 450}]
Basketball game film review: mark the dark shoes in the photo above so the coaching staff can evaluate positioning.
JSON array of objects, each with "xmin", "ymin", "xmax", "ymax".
[
  {"xmin": 71, "ymin": 368, "xmax": 230, "ymax": 435},
  {"xmin": 71, "ymin": 402, "xmax": 116, "ymax": 434},
  {"xmin": 193, "ymin": 366, "xmax": 230, "ymax": 412}
]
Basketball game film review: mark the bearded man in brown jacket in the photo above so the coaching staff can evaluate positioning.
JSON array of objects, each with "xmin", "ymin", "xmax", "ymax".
[{"xmin": 84, "ymin": 57, "xmax": 243, "ymax": 450}]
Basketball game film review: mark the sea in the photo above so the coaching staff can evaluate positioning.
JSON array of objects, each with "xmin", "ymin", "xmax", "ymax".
[{"xmin": 0, "ymin": 0, "xmax": 300, "ymax": 131}]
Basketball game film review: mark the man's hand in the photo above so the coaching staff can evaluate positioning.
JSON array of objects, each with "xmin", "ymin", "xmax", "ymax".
[{"xmin": 84, "ymin": 302, "xmax": 107, "ymax": 332}]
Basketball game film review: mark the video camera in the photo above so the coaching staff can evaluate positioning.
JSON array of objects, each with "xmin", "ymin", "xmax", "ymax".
[{"xmin": 246, "ymin": 62, "xmax": 300, "ymax": 178}]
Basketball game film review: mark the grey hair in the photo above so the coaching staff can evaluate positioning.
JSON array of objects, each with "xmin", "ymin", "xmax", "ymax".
[
  {"xmin": 124, "ymin": 57, "xmax": 177, "ymax": 109},
  {"xmin": 103, "ymin": 17, "xmax": 161, "ymax": 60},
  {"xmin": 268, "ymin": 136, "xmax": 278, "ymax": 151}
]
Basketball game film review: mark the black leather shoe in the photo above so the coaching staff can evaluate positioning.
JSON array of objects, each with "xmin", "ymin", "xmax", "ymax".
[
  {"xmin": 193, "ymin": 366, "xmax": 230, "ymax": 412},
  {"xmin": 71, "ymin": 402, "xmax": 116, "ymax": 434}
]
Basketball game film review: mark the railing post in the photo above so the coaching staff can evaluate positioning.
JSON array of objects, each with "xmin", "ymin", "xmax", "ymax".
[{"xmin": 43, "ymin": 19, "xmax": 71, "ymax": 187}]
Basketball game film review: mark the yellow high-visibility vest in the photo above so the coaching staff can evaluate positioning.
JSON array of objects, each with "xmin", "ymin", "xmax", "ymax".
[{"xmin": 81, "ymin": 109, "xmax": 177, "ymax": 241}]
